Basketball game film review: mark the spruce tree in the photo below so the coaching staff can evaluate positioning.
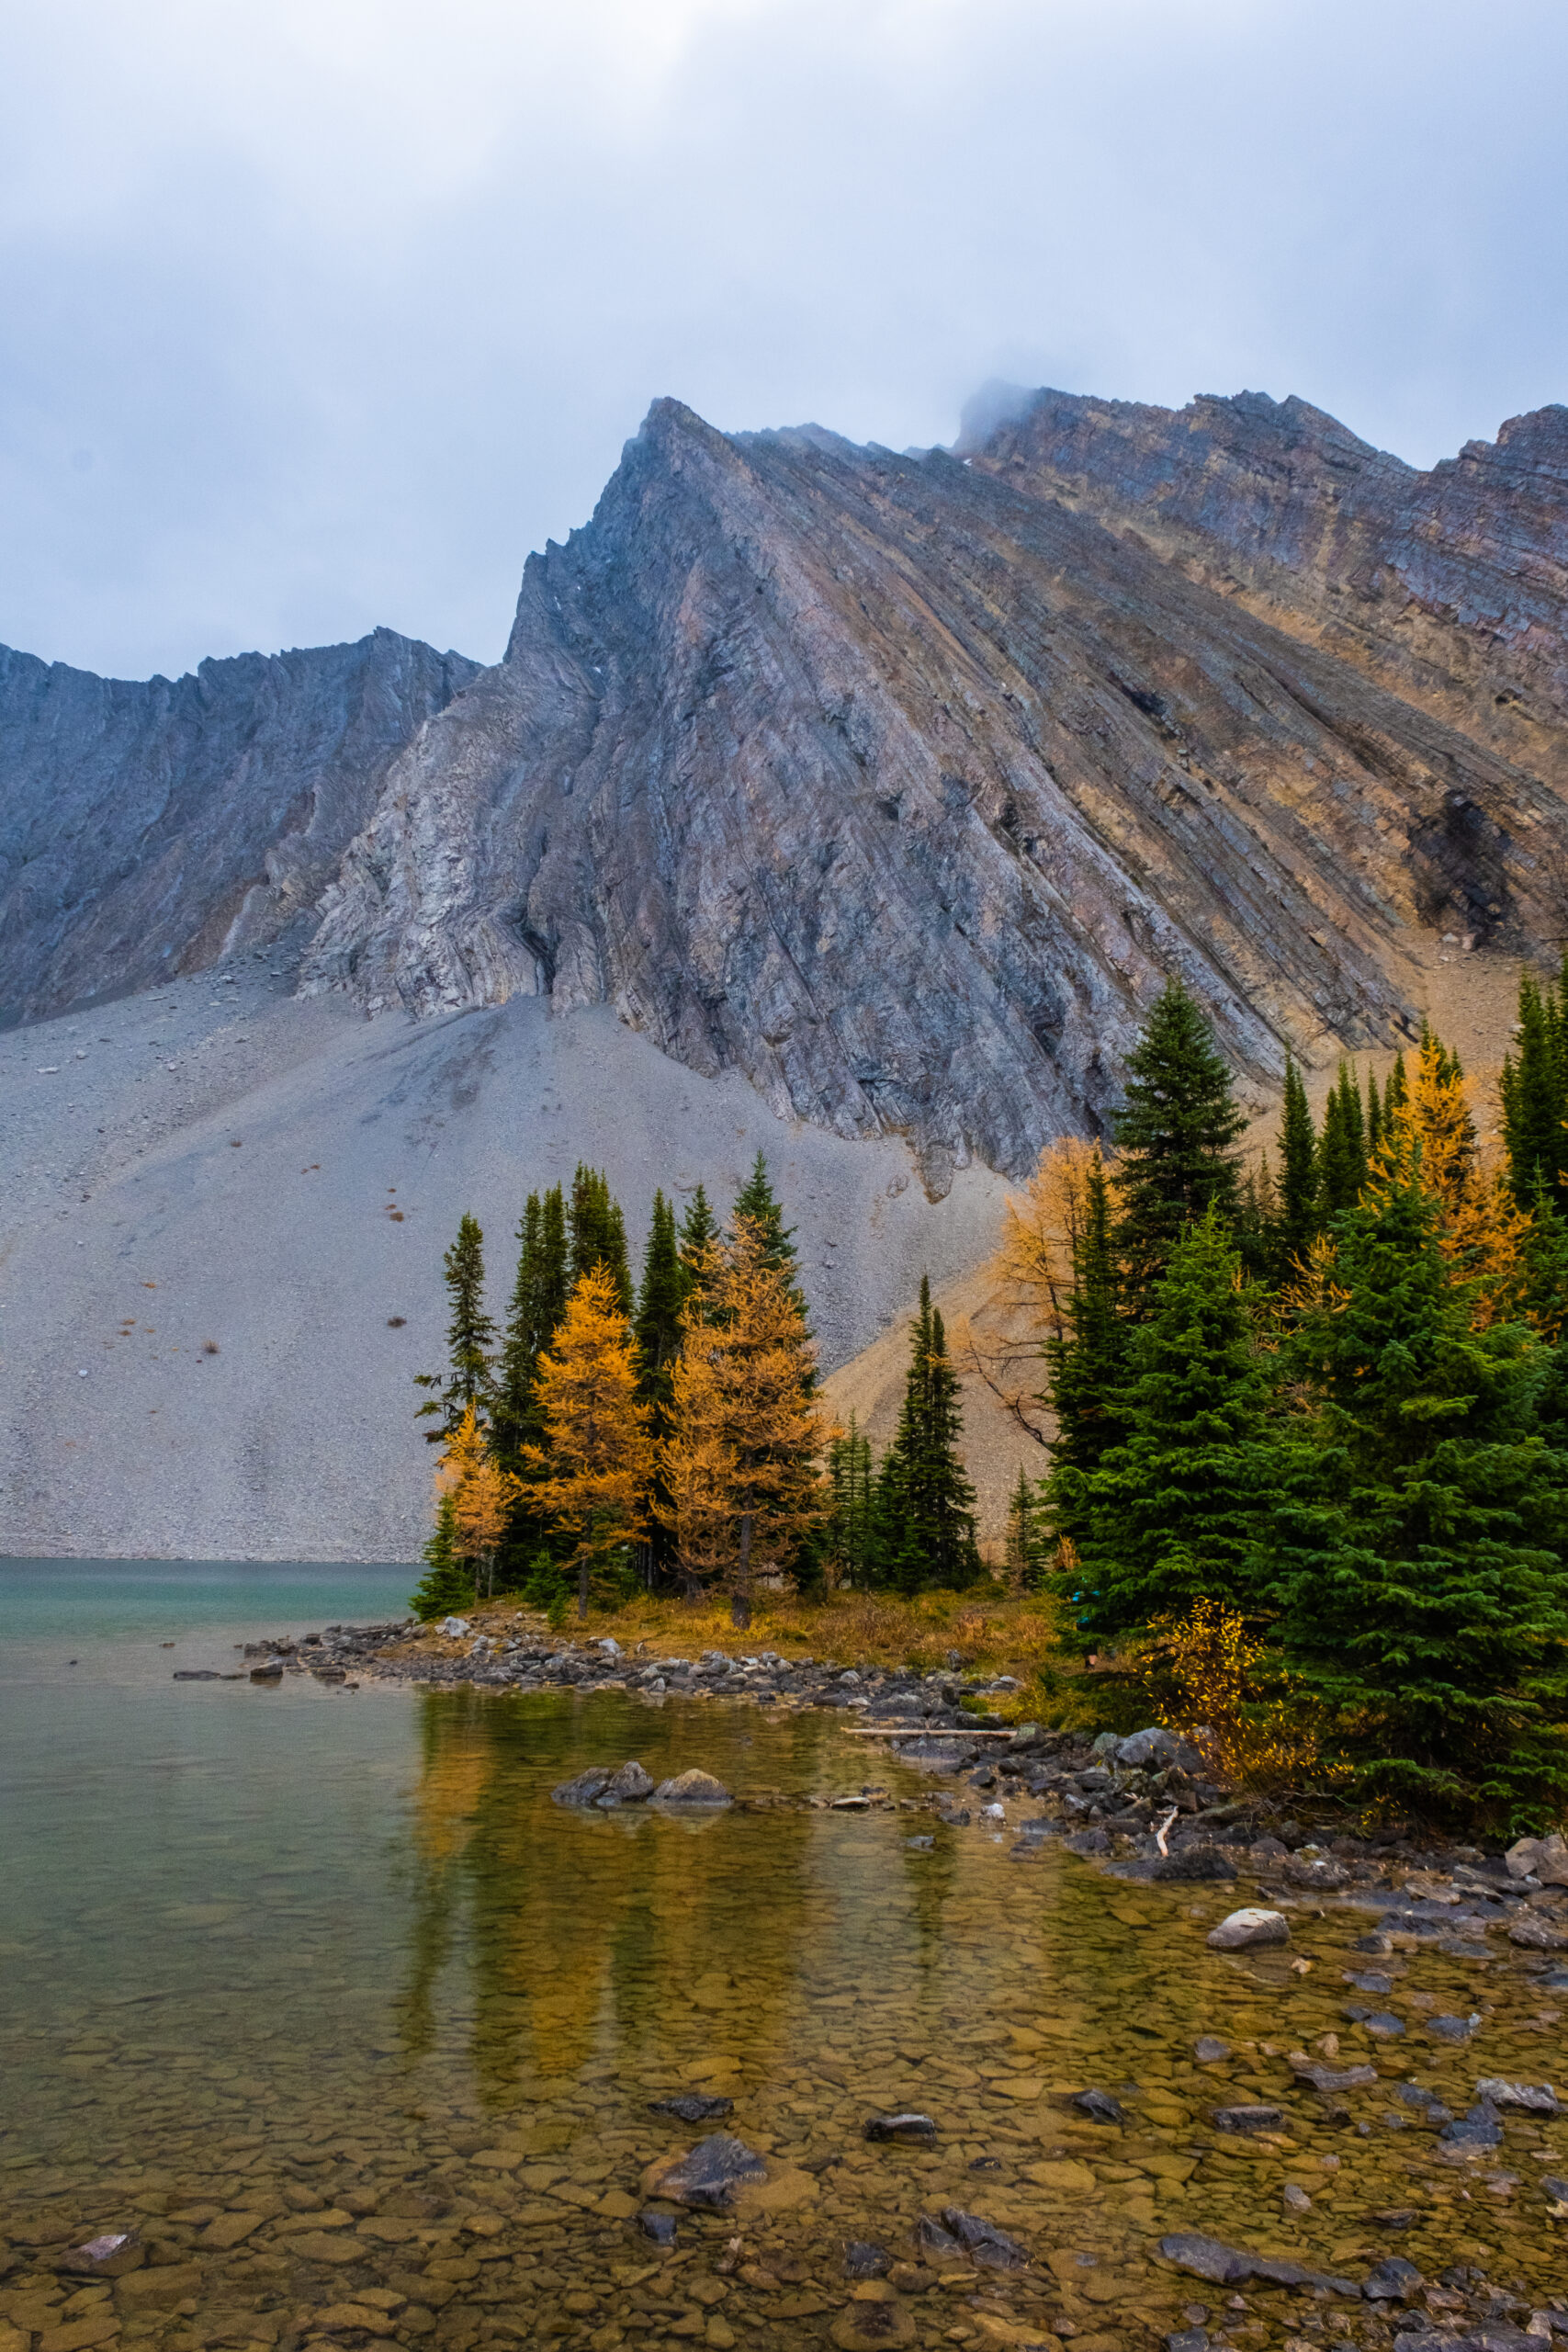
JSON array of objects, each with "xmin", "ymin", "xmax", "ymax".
[
  {"xmin": 1365, "ymin": 1069, "xmax": 1384, "ymax": 1160},
  {"xmin": 1042, "ymin": 1152, "xmax": 1127, "ymax": 1553},
  {"xmin": 408, "ymin": 1494, "xmax": 473, "ymax": 1620},
  {"xmin": 826, "ymin": 1413, "xmax": 876, "ymax": 1589},
  {"xmin": 1004, "ymin": 1465, "xmax": 1046, "ymax": 1590},
  {"xmin": 635, "ymin": 1193, "xmax": 685, "ymax": 1587},
  {"xmin": 731, "ymin": 1153, "xmax": 807, "ymax": 1311},
  {"xmin": 414, "ymin": 1212, "xmax": 496, "ymax": 1442},
  {"xmin": 1277, "ymin": 1056, "xmax": 1319, "ymax": 1275},
  {"xmin": 1384, "ymin": 1049, "xmax": 1409, "ymax": 1118},
  {"xmin": 493, "ymin": 1187, "xmax": 570, "ymax": 1467},
  {"xmin": 677, "ymin": 1184, "xmax": 720, "ymax": 1304},
  {"xmin": 1111, "ymin": 980, "xmax": 1245, "ymax": 1314},
  {"xmin": 1270, "ymin": 1167, "xmax": 1568, "ymax": 1820},
  {"xmin": 874, "ymin": 1278, "xmax": 981, "ymax": 1593},
  {"xmin": 1317, "ymin": 1062, "xmax": 1369, "ymax": 1220},
  {"xmin": 569, "ymin": 1165, "xmax": 634, "ymax": 1314},
  {"xmin": 1502, "ymin": 971, "xmax": 1568, "ymax": 1215},
  {"xmin": 1071, "ymin": 1208, "xmax": 1270, "ymax": 1636}
]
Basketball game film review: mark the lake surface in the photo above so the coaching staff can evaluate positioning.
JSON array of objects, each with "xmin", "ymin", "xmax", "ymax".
[{"xmin": 4, "ymin": 1563, "xmax": 1567, "ymax": 2351}]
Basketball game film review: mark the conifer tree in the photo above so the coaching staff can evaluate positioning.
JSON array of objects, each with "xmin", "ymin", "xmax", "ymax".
[
  {"xmin": 1317, "ymin": 1062, "xmax": 1369, "ymax": 1219},
  {"xmin": 635, "ymin": 1192, "xmax": 685, "ymax": 1586},
  {"xmin": 660, "ymin": 1215, "xmax": 825, "ymax": 1626},
  {"xmin": 1502, "ymin": 970, "xmax": 1568, "ymax": 1215},
  {"xmin": 436, "ymin": 1402, "xmax": 523, "ymax": 1599},
  {"xmin": 1004, "ymin": 1465, "xmax": 1045, "ymax": 1591},
  {"xmin": 493, "ymin": 1187, "xmax": 570, "ymax": 1467},
  {"xmin": 1071, "ymin": 1208, "xmax": 1269, "ymax": 1636},
  {"xmin": 414, "ymin": 1213, "xmax": 497, "ymax": 1442},
  {"xmin": 568, "ymin": 1165, "xmax": 633, "ymax": 1315},
  {"xmin": 731, "ymin": 1152, "xmax": 807, "ymax": 1314},
  {"xmin": 874, "ymin": 1277, "xmax": 981, "ymax": 1593},
  {"xmin": 1042, "ymin": 1152, "xmax": 1127, "ymax": 1553},
  {"xmin": 676, "ymin": 1184, "xmax": 720, "ymax": 1306},
  {"xmin": 525, "ymin": 1267, "xmax": 652, "ymax": 1619},
  {"xmin": 409, "ymin": 1493, "xmax": 473, "ymax": 1620},
  {"xmin": 1377, "ymin": 1030, "xmax": 1532, "ymax": 1329},
  {"xmin": 1111, "ymin": 980, "xmax": 1245, "ymax": 1313},
  {"xmin": 1366, "ymin": 1069, "xmax": 1384, "ymax": 1159},
  {"xmin": 1384, "ymin": 1049, "xmax": 1409, "ymax": 1119},
  {"xmin": 1270, "ymin": 1166, "xmax": 1568, "ymax": 1818},
  {"xmin": 826, "ymin": 1413, "xmax": 876, "ymax": 1589},
  {"xmin": 1277, "ymin": 1056, "xmax": 1319, "ymax": 1274}
]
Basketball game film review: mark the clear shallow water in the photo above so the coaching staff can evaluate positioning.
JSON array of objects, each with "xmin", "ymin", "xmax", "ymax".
[{"xmin": 3, "ymin": 1566, "xmax": 1568, "ymax": 2352}]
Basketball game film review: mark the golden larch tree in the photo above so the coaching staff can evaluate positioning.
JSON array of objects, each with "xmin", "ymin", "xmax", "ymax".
[
  {"xmin": 1373, "ymin": 1032, "xmax": 1532, "ymax": 1327},
  {"xmin": 435, "ymin": 1403, "xmax": 523, "ymax": 1599},
  {"xmin": 524, "ymin": 1264, "xmax": 652, "ymax": 1619},
  {"xmin": 660, "ymin": 1216, "xmax": 826, "ymax": 1627}
]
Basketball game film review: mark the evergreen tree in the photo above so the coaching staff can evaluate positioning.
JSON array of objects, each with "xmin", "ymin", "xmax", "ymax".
[
  {"xmin": 1042, "ymin": 1152, "xmax": 1128, "ymax": 1553},
  {"xmin": 1365, "ymin": 1069, "xmax": 1384, "ymax": 1160},
  {"xmin": 568, "ymin": 1165, "xmax": 633, "ymax": 1315},
  {"xmin": 408, "ymin": 1493, "xmax": 473, "ymax": 1620},
  {"xmin": 635, "ymin": 1192, "xmax": 685, "ymax": 1587},
  {"xmin": 1277, "ymin": 1055, "xmax": 1319, "ymax": 1275},
  {"xmin": 493, "ymin": 1187, "xmax": 570, "ymax": 1468},
  {"xmin": 1270, "ymin": 1167, "xmax": 1568, "ymax": 1820},
  {"xmin": 1502, "ymin": 970, "xmax": 1568, "ymax": 1215},
  {"xmin": 1111, "ymin": 980, "xmax": 1245, "ymax": 1313},
  {"xmin": 1069, "ymin": 1208, "xmax": 1270, "ymax": 1637},
  {"xmin": 414, "ymin": 1212, "xmax": 496, "ymax": 1442},
  {"xmin": 1317, "ymin": 1062, "xmax": 1369, "ymax": 1219},
  {"xmin": 1384, "ymin": 1049, "xmax": 1409, "ymax": 1119},
  {"xmin": 874, "ymin": 1278, "xmax": 982, "ymax": 1593},
  {"xmin": 1004, "ymin": 1464, "xmax": 1046, "ymax": 1590},
  {"xmin": 731, "ymin": 1152, "xmax": 807, "ymax": 1312},
  {"xmin": 826, "ymin": 1413, "xmax": 876, "ymax": 1589},
  {"xmin": 677, "ymin": 1184, "xmax": 721, "ymax": 1306}
]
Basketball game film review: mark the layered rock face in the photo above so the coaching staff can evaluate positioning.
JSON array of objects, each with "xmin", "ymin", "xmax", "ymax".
[
  {"xmin": 305, "ymin": 399, "xmax": 1568, "ymax": 1188},
  {"xmin": 0, "ymin": 628, "xmax": 478, "ymax": 1023}
]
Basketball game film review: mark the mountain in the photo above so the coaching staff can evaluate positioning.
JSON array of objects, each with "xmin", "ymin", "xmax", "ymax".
[
  {"xmin": 3, "ymin": 381, "xmax": 1566, "ymax": 1557},
  {"xmin": 0, "ymin": 628, "xmax": 478, "ymax": 1025}
]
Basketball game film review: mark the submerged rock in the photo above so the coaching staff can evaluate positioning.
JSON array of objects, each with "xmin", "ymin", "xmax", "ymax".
[
  {"xmin": 597, "ymin": 1759, "xmax": 655, "ymax": 1805},
  {"xmin": 551, "ymin": 1768, "xmax": 615, "ymax": 1806},
  {"xmin": 1070, "ymin": 2089, "xmax": 1126, "ymax": 2125},
  {"xmin": 1212, "ymin": 2105, "xmax": 1283, "ymax": 2134},
  {"xmin": 843, "ymin": 2243, "xmax": 892, "ymax": 2278},
  {"xmin": 1206, "ymin": 1907, "xmax": 1289, "ymax": 1950},
  {"xmin": 938, "ymin": 2208, "xmax": 1028, "ymax": 2270},
  {"xmin": 649, "ymin": 2092, "xmax": 734, "ymax": 2122},
  {"xmin": 863, "ymin": 2113, "xmax": 937, "ymax": 2143},
  {"xmin": 1157, "ymin": 2233, "xmax": 1359, "ymax": 2295},
  {"xmin": 1439, "ymin": 2100, "xmax": 1504, "ymax": 2149},
  {"xmin": 1363, "ymin": 2256, "xmax": 1423, "ymax": 2300},
  {"xmin": 1475, "ymin": 2077, "xmax": 1559, "ymax": 2114},
  {"xmin": 641, "ymin": 2132, "xmax": 767, "ymax": 2209},
  {"xmin": 829, "ymin": 2306, "xmax": 916, "ymax": 2350},
  {"xmin": 913, "ymin": 2215, "xmax": 966, "ymax": 2265},
  {"xmin": 638, "ymin": 2210, "xmax": 678, "ymax": 2245}
]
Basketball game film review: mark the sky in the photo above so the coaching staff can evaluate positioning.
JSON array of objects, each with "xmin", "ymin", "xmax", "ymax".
[{"xmin": 3, "ymin": 0, "xmax": 1566, "ymax": 681}]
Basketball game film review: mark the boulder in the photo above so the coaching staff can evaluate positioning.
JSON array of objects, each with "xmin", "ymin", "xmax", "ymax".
[
  {"xmin": 1439, "ymin": 2100, "xmax": 1503, "ymax": 2149},
  {"xmin": 1153, "ymin": 1846, "xmax": 1236, "ymax": 1882},
  {"xmin": 1117, "ymin": 1726, "xmax": 1201, "ymax": 1770},
  {"xmin": 1206, "ymin": 1907, "xmax": 1289, "ymax": 1951},
  {"xmin": 597, "ymin": 1759, "xmax": 654, "ymax": 1805},
  {"xmin": 1070, "ymin": 2089, "xmax": 1125, "ymax": 2125},
  {"xmin": 652, "ymin": 1769, "xmax": 732, "ymax": 1805},
  {"xmin": 1509, "ymin": 1910, "xmax": 1568, "ymax": 1951},
  {"xmin": 1474, "ymin": 2077, "xmax": 1559, "ymax": 2114},
  {"xmin": 436, "ymin": 1616, "xmax": 470, "ymax": 1636},
  {"xmin": 551, "ymin": 1768, "xmax": 615, "ymax": 1806},
  {"xmin": 1157, "ymin": 2235, "xmax": 1359, "ymax": 2296},
  {"xmin": 641, "ymin": 2132, "xmax": 767, "ymax": 2209},
  {"xmin": 939, "ymin": 2209, "xmax": 1028, "ymax": 2271}
]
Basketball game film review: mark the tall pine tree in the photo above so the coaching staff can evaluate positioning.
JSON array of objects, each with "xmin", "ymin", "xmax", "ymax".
[
  {"xmin": 1042, "ymin": 1151, "xmax": 1127, "ymax": 1554},
  {"xmin": 677, "ymin": 1184, "xmax": 720, "ymax": 1306},
  {"xmin": 569, "ymin": 1165, "xmax": 633, "ymax": 1314},
  {"xmin": 1502, "ymin": 968, "xmax": 1568, "ymax": 1215},
  {"xmin": 1277, "ymin": 1056, "xmax": 1319, "ymax": 1275},
  {"xmin": 1111, "ymin": 980, "xmax": 1245, "ymax": 1315},
  {"xmin": 1070, "ymin": 1208, "xmax": 1270, "ymax": 1637},
  {"xmin": 414, "ymin": 1212, "xmax": 496, "ymax": 1442},
  {"xmin": 1317, "ymin": 1061, "xmax": 1369, "ymax": 1219},
  {"xmin": 731, "ymin": 1153, "xmax": 807, "ymax": 1313},
  {"xmin": 635, "ymin": 1192, "xmax": 685, "ymax": 1587},
  {"xmin": 826, "ymin": 1413, "xmax": 876, "ymax": 1589},
  {"xmin": 874, "ymin": 1277, "xmax": 981, "ymax": 1592}
]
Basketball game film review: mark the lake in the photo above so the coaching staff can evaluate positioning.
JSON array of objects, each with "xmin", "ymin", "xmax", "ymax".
[{"xmin": 3, "ymin": 1561, "xmax": 1566, "ymax": 2350}]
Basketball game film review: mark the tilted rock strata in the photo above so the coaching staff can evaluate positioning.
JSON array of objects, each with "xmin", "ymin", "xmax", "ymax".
[
  {"xmin": 0, "ymin": 628, "xmax": 478, "ymax": 1023},
  {"xmin": 306, "ymin": 400, "xmax": 1568, "ymax": 1188}
]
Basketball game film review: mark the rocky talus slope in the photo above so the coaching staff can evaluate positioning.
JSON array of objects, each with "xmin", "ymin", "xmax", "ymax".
[{"xmin": 0, "ymin": 628, "xmax": 477, "ymax": 1023}]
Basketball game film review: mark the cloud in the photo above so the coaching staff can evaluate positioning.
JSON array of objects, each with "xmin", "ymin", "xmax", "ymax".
[{"xmin": 3, "ymin": 0, "xmax": 1565, "ymax": 677}]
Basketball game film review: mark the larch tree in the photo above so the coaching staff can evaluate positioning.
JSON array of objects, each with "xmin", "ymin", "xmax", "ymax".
[
  {"xmin": 660, "ymin": 1215, "xmax": 825, "ymax": 1627},
  {"xmin": 415, "ymin": 1213, "xmax": 497, "ymax": 1442},
  {"xmin": 1374, "ymin": 1030, "xmax": 1532, "ymax": 1329},
  {"xmin": 435, "ymin": 1403, "xmax": 523, "ymax": 1600},
  {"xmin": 524, "ymin": 1266, "xmax": 652, "ymax": 1620},
  {"xmin": 1111, "ymin": 980, "xmax": 1245, "ymax": 1315},
  {"xmin": 731, "ymin": 1152, "xmax": 809, "ymax": 1321}
]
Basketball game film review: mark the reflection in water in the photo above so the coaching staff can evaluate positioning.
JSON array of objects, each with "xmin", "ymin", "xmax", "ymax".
[{"xmin": 5, "ymin": 1639, "xmax": 1568, "ymax": 2346}]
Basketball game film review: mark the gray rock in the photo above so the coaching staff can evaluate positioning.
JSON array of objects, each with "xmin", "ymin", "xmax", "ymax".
[
  {"xmin": 1439, "ymin": 2100, "xmax": 1504, "ymax": 2148},
  {"xmin": 1193, "ymin": 2037, "xmax": 1230, "ymax": 2063},
  {"xmin": 1508, "ymin": 1911, "xmax": 1568, "ymax": 1951},
  {"xmin": 551, "ymin": 1768, "xmax": 615, "ymax": 1807},
  {"xmin": 651, "ymin": 1769, "xmax": 731, "ymax": 1805},
  {"xmin": 863, "ymin": 2113, "xmax": 937, "ymax": 2143},
  {"xmin": 1070, "ymin": 2089, "xmax": 1126, "ymax": 2125},
  {"xmin": 596, "ymin": 1759, "xmax": 655, "ymax": 1806},
  {"xmin": 1212, "ymin": 2106, "xmax": 1283, "ymax": 2133},
  {"xmin": 914, "ymin": 2215, "xmax": 966, "ymax": 2264},
  {"xmin": 649, "ymin": 2093, "xmax": 734, "ymax": 2123},
  {"xmin": 1291, "ymin": 2058, "xmax": 1379, "ymax": 2092},
  {"xmin": 1206, "ymin": 1906, "xmax": 1289, "ymax": 1951},
  {"xmin": 1116, "ymin": 1727, "xmax": 1200, "ymax": 1770},
  {"xmin": 60, "ymin": 2233, "xmax": 143, "ymax": 2278},
  {"xmin": 843, "ymin": 2243, "xmax": 891, "ymax": 2278},
  {"xmin": 1167, "ymin": 2333, "xmax": 1209, "ymax": 2352},
  {"xmin": 1474, "ymin": 2077, "xmax": 1558, "ymax": 2114},
  {"xmin": 938, "ymin": 2208, "xmax": 1028, "ymax": 2270},
  {"xmin": 1282, "ymin": 2184, "xmax": 1311, "ymax": 2213},
  {"xmin": 1153, "ymin": 1846, "xmax": 1236, "ymax": 1883},
  {"xmin": 1543, "ymin": 2174, "xmax": 1568, "ymax": 2205},
  {"xmin": 638, "ymin": 2210, "xmax": 678, "ymax": 2245},
  {"xmin": 644, "ymin": 2132, "xmax": 766, "ymax": 2209},
  {"xmin": 1363, "ymin": 2256, "xmax": 1423, "ymax": 2301},
  {"xmin": 1157, "ymin": 2233, "xmax": 1359, "ymax": 2296},
  {"xmin": 1347, "ymin": 1971, "xmax": 1394, "ymax": 1994}
]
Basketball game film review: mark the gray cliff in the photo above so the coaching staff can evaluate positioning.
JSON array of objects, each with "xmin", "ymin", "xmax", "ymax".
[{"xmin": 0, "ymin": 628, "xmax": 478, "ymax": 1023}]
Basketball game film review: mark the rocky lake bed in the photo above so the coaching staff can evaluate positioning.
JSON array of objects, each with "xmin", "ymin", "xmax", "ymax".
[{"xmin": 5, "ymin": 1595, "xmax": 1568, "ymax": 2352}]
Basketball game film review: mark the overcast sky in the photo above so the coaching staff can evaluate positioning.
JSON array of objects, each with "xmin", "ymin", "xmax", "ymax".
[{"xmin": 4, "ymin": 0, "xmax": 1566, "ymax": 681}]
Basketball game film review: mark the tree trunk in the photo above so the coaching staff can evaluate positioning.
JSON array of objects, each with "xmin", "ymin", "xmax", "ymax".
[
  {"xmin": 578, "ymin": 1550, "xmax": 590, "ymax": 1622},
  {"xmin": 731, "ymin": 1510, "xmax": 753, "ymax": 1631}
]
